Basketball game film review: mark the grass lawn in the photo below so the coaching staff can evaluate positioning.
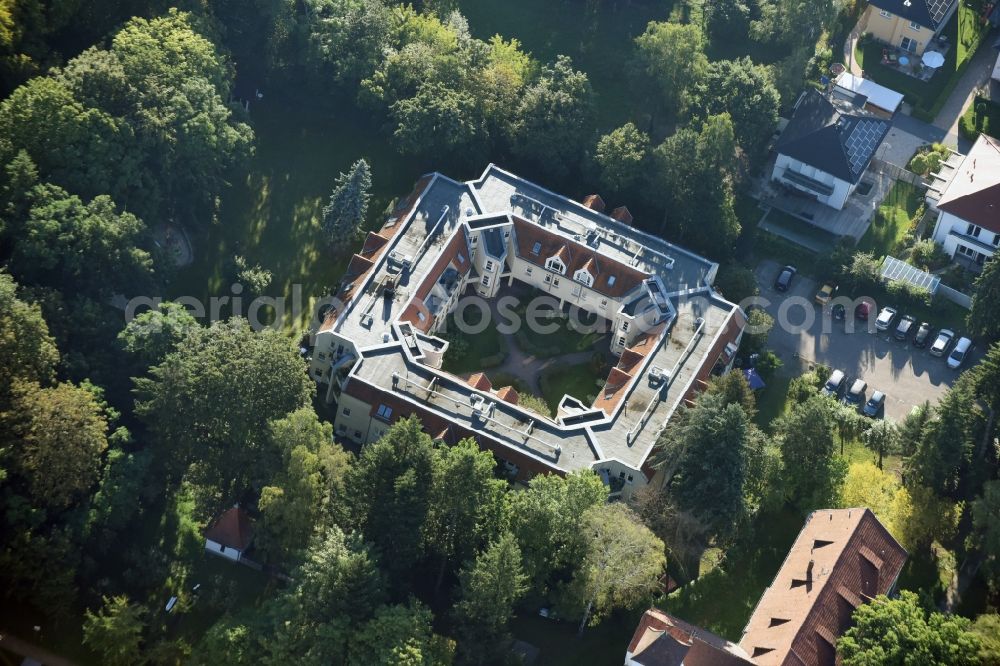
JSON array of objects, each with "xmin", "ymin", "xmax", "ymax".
[
  {"xmin": 510, "ymin": 611, "xmax": 641, "ymax": 666},
  {"xmin": 855, "ymin": 2, "xmax": 990, "ymax": 120},
  {"xmin": 440, "ymin": 310, "xmax": 507, "ymax": 375},
  {"xmin": 662, "ymin": 508, "xmax": 805, "ymax": 640},
  {"xmin": 169, "ymin": 84, "xmax": 431, "ymax": 334},
  {"xmin": 512, "ymin": 300, "xmax": 607, "ymax": 358},
  {"xmin": 539, "ymin": 362, "xmax": 606, "ymax": 413},
  {"xmin": 763, "ymin": 208, "xmax": 839, "ymax": 250},
  {"xmin": 752, "ymin": 370, "xmax": 795, "ymax": 429},
  {"xmin": 960, "ymin": 95, "xmax": 1000, "ymax": 139},
  {"xmin": 457, "ymin": 0, "xmax": 670, "ymax": 131},
  {"xmin": 857, "ymin": 181, "xmax": 923, "ymax": 257}
]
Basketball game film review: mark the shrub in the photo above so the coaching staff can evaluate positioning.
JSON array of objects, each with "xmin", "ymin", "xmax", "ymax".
[
  {"xmin": 908, "ymin": 238, "xmax": 950, "ymax": 271},
  {"xmin": 480, "ymin": 352, "xmax": 506, "ymax": 368},
  {"xmin": 754, "ymin": 350, "xmax": 783, "ymax": 379},
  {"xmin": 845, "ymin": 251, "xmax": 882, "ymax": 292},
  {"xmin": 886, "ymin": 280, "xmax": 931, "ymax": 309}
]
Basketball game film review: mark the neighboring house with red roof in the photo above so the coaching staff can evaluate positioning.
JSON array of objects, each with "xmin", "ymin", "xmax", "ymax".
[
  {"xmin": 626, "ymin": 508, "xmax": 907, "ymax": 666},
  {"xmin": 204, "ymin": 506, "xmax": 255, "ymax": 562},
  {"xmin": 929, "ymin": 133, "xmax": 1000, "ymax": 270}
]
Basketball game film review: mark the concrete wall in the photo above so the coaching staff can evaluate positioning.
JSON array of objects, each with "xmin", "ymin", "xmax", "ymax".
[{"xmin": 773, "ymin": 154, "xmax": 853, "ymax": 210}]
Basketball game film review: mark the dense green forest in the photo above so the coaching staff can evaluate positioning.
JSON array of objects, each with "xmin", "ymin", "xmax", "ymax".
[{"xmin": 1, "ymin": 0, "xmax": 999, "ymax": 664}]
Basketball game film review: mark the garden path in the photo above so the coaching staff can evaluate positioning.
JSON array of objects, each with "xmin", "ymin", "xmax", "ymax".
[{"xmin": 484, "ymin": 329, "xmax": 599, "ymax": 396}]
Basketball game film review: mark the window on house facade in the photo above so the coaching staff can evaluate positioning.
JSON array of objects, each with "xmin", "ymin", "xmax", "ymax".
[
  {"xmin": 342, "ymin": 407, "xmax": 351, "ymax": 416},
  {"xmin": 546, "ymin": 257, "xmax": 565, "ymax": 274},
  {"xmin": 600, "ymin": 298, "xmax": 608, "ymax": 308},
  {"xmin": 621, "ymin": 321, "xmax": 629, "ymax": 332},
  {"xmin": 354, "ymin": 430, "xmax": 362, "ymax": 439},
  {"xmin": 481, "ymin": 276, "xmax": 490, "ymax": 286},
  {"xmin": 375, "ymin": 404, "xmax": 393, "ymax": 421},
  {"xmin": 544, "ymin": 274, "xmax": 552, "ymax": 284},
  {"xmin": 553, "ymin": 277, "xmax": 560, "ymax": 287},
  {"xmin": 879, "ymin": 8, "xmax": 890, "ymax": 17},
  {"xmin": 618, "ymin": 336, "xmax": 626, "ymax": 346},
  {"xmin": 485, "ymin": 260, "xmax": 494, "ymax": 271},
  {"xmin": 967, "ymin": 223, "xmax": 982, "ymax": 238},
  {"xmin": 900, "ymin": 36, "xmax": 918, "ymax": 52},
  {"xmin": 993, "ymin": 234, "xmax": 1000, "ymax": 247},
  {"xmin": 525, "ymin": 267, "xmax": 533, "ymax": 276},
  {"xmin": 471, "ymin": 235, "xmax": 478, "ymax": 245},
  {"xmin": 909, "ymin": 21, "xmax": 921, "ymax": 31}
]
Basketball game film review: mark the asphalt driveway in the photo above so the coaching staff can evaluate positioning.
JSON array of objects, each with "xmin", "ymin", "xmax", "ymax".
[{"xmin": 753, "ymin": 260, "xmax": 968, "ymax": 421}]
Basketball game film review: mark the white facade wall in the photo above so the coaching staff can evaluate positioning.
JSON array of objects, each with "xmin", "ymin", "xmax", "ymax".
[
  {"xmin": 205, "ymin": 539, "xmax": 241, "ymax": 562},
  {"xmin": 333, "ymin": 391, "xmax": 381, "ymax": 444},
  {"xmin": 932, "ymin": 210, "xmax": 998, "ymax": 263},
  {"xmin": 772, "ymin": 153, "xmax": 854, "ymax": 210}
]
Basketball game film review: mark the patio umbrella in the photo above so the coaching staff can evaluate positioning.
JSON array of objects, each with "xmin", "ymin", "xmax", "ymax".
[
  {"xmin": 922, "ymin": 50, "xmax": 945, "ymax": 68},
  {"xmin": 743, "ymin": 367, "xmax": 766, "ymax": 391}
]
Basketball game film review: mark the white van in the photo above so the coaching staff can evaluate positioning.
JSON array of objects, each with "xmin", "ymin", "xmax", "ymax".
[{"xmin": 947, "ymin": 337, "xmax": 972, "ymax": 369}]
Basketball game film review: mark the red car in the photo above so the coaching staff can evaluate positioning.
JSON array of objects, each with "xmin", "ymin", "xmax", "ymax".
[{"xmin": 855, "ymin": 301, "xmax": 872, "ymax": 320}]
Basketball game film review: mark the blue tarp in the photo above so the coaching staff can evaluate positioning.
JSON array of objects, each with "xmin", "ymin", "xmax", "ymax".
[{"xmin": 744, "ymin": 367, "xmax": 766, "ymax": 391}]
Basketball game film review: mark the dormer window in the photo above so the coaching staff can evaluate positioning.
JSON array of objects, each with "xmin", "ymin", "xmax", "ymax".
[
  {"xmin": 545, "ymin": 256, "xmax": 566, "ymax": 274},
  {"xmin": 574, "ymin": 269, "xmax": 594, "ymax": 287},
  {"xmin": 531, "ymin": 241, "xmax": 542, "ymax": 255}
]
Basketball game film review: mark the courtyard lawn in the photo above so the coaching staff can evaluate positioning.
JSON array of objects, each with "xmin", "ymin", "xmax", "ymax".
[
  {"xmin": 855, "ymin": 2, "xmax": 991, "ymax": 120},
  {"xmin": 457, "ymin": 0, "xmax": 670, "ymax": 131},
  {"xmin": 540, "ymin": 362, "xmax": 606, "ymax": 414},
  {"xmin": 440, "ymin": 311, "xmax": 507, "ymax": 375},
  {"xmin": 857, "ymin": 181, "xmax": 923, "ymax": 257},
  {"xmin": 511, "ymin": 290, "xmax": 608, "ymax": 358}
]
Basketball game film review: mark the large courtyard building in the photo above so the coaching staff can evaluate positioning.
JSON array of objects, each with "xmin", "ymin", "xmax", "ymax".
[{"xmin": 309, "ymin": 165, "xmax": 745, "ymax": 495}]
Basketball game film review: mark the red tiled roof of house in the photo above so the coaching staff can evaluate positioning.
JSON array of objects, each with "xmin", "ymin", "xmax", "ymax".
[
  {"xmin": 204, "ymin": 507, "xmax": 254, "ymax": 551},
  {"xmin": 468, "ymin": 373, "xmax": 492, "ymax": 391},
  {"xmin": 496, "ymin": 386, "xmax": 519, "ymax": 405},
  {"xmin": 400, "ymin": 298, "xmax": 433, "ymax": 332},
  {"xmin": 361, "ymin": 231, "xmax": 390, "ymax": 257},
  {"xmin": 611, "ymin": 206, "xmax": 634, "ymax": 225},
  {"xmin": 511, "ymin": 217, "xmax": 648, "ymax": 298},
  {"xmin": 627, "ymin": 609, "xmax": 753, "ymax": 666},
  {"xmin": 618, "ymin": 348, "xmax": 645, "ymax": 373},
  {"xmin": 739, "ymin": 508, "xmax": 908, "ymax": 666},
  {"xmin": 582, "ymin": 194, "xmax": 606, "ymax": 212}
]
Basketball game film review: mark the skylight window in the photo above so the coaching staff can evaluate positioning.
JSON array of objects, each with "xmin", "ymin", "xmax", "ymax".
[
  {"xmin": 608, "ymin": 275, "xmax": 617, "ymax": 287},
  {"xmin": 531, "ymin": 241, "xmax": 542, "ymax": 255}
]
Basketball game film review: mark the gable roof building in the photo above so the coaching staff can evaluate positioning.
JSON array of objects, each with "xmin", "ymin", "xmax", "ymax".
[
  {"xmin": 204, "ymin": 507, "xmax": 255, "ymax": 562},
  {"xmin": 738, "ymin": 508, "xmax": 908, "ymax": 665},
  {"xmin": 867, "ymin": 0, "xmax": 956, "ymax": 32},
  {"xmin": 772, "ymin": 90, "xmax": 890, "ymax": 210},
  {"xmin": 930, "ymin": 133, "xmax": 1000, "ymax": 268},
  {"xmin": 626, "ymin": 509, "xmax": 907, "ymax": 666}
]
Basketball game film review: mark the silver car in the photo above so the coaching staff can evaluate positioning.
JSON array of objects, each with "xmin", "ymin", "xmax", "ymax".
[
  {"xmin": 930, "ymin": 329, "xmax": 955, "ymax": 357},
  {"xmin": 875, "ymin": 307, "xmax": 897, "ymax": 332}
]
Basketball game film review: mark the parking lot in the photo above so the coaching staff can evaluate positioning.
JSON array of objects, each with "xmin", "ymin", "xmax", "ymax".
[{"xmin": 754, "ymin": 260, "xmax": 975, "ymax": 421}]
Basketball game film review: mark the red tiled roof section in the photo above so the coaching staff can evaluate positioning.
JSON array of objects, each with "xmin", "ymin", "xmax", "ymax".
[
  {"xmin": 627, "ymin": 609, "xmax": 754, "ymax": 666},
  {"xmin": 415, "ymin": 227, "xmax": 470, "ymax": 301},
  {"xmin": 496, "ymin": 386, "xmax": 519, "ymax": 404},
  {"xmin": 617, "ymin": 348, "xmax": 644, "ymax": 373},
  {"xmin": 361, "ymin": 231, "xmax": 390, "ymax": 257},
  {"xmin": 204, "ymin": 507, "xmax": 254, "ymax": 551},
  {"xmin": 400, "ymin": 298, "xmax": 433, "ymax": 333},
  {"xmin": 739, "ymin": 508, "xmax": 908, "ymax": 666},
  {"xmin": 611, "ymin": 206, "xmax": 634, "ymax": 225},
  {"xmin": 511, "ymin": 217, "xmax": 648, "ymax": 298},
  {"xmin": 468, "ymin": 373, "xmax": 492, "ymax": 390},
  {"xmin": 581, "ymin": 194, "xmax": 606, "ymax": 212}
]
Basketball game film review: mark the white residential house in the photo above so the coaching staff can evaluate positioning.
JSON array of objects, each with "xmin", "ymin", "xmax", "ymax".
[
  {"xmin": 772, "ymin": 90, "xmax": 891, "ymax": 211},
  {"xmin": 204, "ymin": 506, "xmax": 254, "ymax": 562},
  {"xmin": 930, "ymin": 133, "xmax": 1000, "ymax": 269}
]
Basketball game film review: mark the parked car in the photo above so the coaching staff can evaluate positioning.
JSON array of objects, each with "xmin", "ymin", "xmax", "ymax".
[
  {"xmin": 844, "ymin": 378, "xmax": 867, "ymax": 406},
  {"xmin": 930, "ymin": 329, "xmax": 955, "ymax": 357},
  {"xmin": 894, "ymin": 315, "xmax": 916, "ymax": 341},
  {"xmin": 863, "ymin": 390, "xmax": 886, "ymax": 417},
  {"xmin": 875, "ymin": 307, "xmax": 897, "ymax": 332},
  {"xmin": 855, "ymin": 301, "xmax": 872, "ymax": 320},
  {"xmin": 947, "ymin": 337, "xmax": 972, "ymax": 369},
  {"xmin": 832, "ymin": 303, "xmax": 846, "ymax": 320},
  {"xmin": 913, "ymin": 322, "xmax": 932, "ymax": 348},
  {"xmin": 815, "ymin": 283, "xmax": 837, "ymax": 305},
  {"xmin": 774, "ymin": 265, "xmax": 797, "ymax": 292},
  {"xmin": 821, "ymin": 369, "xmax": 846, "ymax": 397}
]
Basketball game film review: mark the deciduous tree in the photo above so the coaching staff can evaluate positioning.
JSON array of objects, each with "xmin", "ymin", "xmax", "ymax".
[
  {"xmin": 633, "ymin": 22, "xmax": 708, "ymax": 117},
  {"xmin": 838, "ymin": 591, "xmax": 981, "ymax": 665},
  {"xmin": 593, "ymin": 122, "xmax": 650, "ymax": 195}
]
